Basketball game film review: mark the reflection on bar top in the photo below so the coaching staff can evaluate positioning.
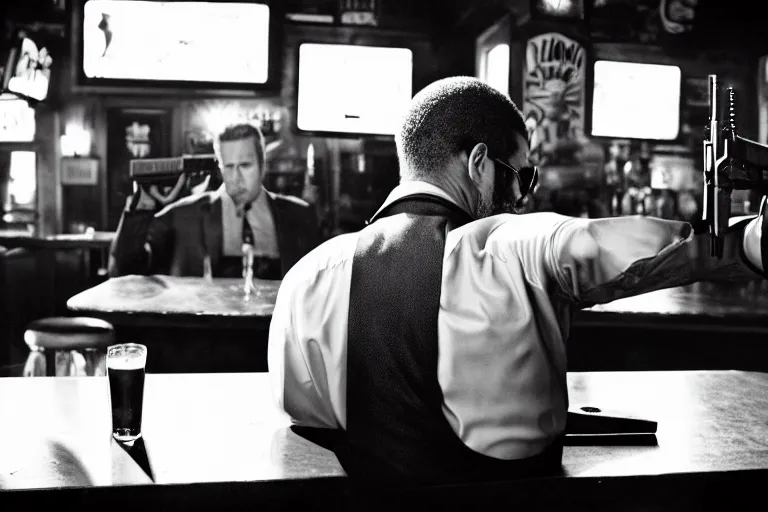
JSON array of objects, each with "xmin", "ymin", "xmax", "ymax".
[
  {"xmin": 67, "ymin": 275, "xmax": 280, "ymax": 318},
  {"xmin": 583, "ymin": 280, "xmax": 768, "ymax": 318}
]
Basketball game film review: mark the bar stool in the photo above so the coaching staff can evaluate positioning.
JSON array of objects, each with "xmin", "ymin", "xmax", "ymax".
[{"xmin": 23, "ymin": 317, "xmax": 116, "ymax": 377}]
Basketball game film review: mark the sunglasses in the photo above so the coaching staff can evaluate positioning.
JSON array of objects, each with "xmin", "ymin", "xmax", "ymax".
[{"xmin": 489, "ymin": 156, "xmax": 539, "ymax": 199}]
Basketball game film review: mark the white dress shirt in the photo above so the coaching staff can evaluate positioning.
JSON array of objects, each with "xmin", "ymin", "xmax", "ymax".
[
  {"xmin": 220, "ymin": 186, "xmax": 280, "ymax": 258},
  {"xmin": 268, "ymin": 180, "xmax": 763, "ymax": 461}
]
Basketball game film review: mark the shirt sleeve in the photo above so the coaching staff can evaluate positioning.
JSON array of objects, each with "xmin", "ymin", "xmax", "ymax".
[
  {"xmin": 546, "ymin": 214, "xmax": 765, "ymax": 308},
  {"xmin": 108, "ymin": 207, "xmax": 174, "ymax": 277},
  {"xmin": 267, "ymin": 234, "xmax": 356, "ymax": 430}
]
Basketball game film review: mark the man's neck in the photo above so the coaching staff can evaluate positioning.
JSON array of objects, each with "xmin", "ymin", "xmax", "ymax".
[
  {"xmin": 224, "ymin": 186, "xmax": 268, "ymax": 217},
  {"xmin": 403, "ymin": 175, "xmax": 476, "ymax": 219}
]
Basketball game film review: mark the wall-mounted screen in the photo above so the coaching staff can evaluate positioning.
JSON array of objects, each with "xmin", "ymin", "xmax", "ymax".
[
  {"xmin": 82, "ymin": 0, "xmax": 270, "ymax": 85},
  {"xmin": 2, "ymin": 36, "xmax": 52, "ymax": 102},
  {"xmin": 591, "ymin": 60, "xmax": 681, "ymax": 140},
  {"xmin": 296, "ymin": 43, "xmax": 413, "ymax": 136}
]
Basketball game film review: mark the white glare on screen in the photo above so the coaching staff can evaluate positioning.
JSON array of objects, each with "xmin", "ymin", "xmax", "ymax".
[
  {"xmin": 484, "ymin": 44, "xmax": 510, "ymax": 98},
  {"xmin": 591, "ymin": 61, "xmax": 681, "ymax": 140},
  {"xmin": 83, "ymin": 1, "xmax": 270, "ymax": 84},
  {"xmin": 296, "ymin": 44, "xmax": 413, "ymax": 136}
]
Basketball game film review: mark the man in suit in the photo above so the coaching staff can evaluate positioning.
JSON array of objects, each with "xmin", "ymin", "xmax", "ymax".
[
  {"xmin": 268, "ymin": 76, "xmax": 767, "ymax": 485},
  {"xmin": 109, "ymin": 123, "xmax": 321, "ymax": 279}
]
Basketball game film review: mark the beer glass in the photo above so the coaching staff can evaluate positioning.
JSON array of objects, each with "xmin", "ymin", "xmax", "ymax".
[{"xmin": 107, "ymin": 343, "xmax": 147, "ymax": 443}]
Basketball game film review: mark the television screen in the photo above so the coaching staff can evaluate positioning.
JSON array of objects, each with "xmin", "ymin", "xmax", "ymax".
[
  {"xmin": 2, "ymin": 37, "xmax": 52, "ymax": 102},
  {"xmin": 296, "ymin": 43, "xmax": 413, "ymax": 136},
  {"xmin": 82, "ymin": 0, "xmax": 270, "ymax": 84},
  {"xmin": 591, "ymin": 61, "xmax": 681, "ymax": 140}
]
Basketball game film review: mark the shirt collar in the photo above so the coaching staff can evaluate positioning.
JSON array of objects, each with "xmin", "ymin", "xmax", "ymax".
[
  {"xmin": 371, "ymin": 180, "xmax": 466, "ymax": 220},
  {"xmin": 219, "ymin": 184, "xmax": 270, "ymax": 218}
]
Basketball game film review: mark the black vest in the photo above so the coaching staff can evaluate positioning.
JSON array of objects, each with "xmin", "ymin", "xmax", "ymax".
[{"xmin": 336, "ymin": 193, "xmax": 563, "ymax": 486}]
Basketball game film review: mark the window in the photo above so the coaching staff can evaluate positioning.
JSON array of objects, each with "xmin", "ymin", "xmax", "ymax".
[
  {"xmin": 482, "ymin": 44, "xmax": 510, "ymax": 98},
  {"xmin": 0, "ymin": 94, "xmax": 35, "ymax": 142},
  {"xmin": 8, "ymin": 151, "xmax": 37, "ymax": 208}
]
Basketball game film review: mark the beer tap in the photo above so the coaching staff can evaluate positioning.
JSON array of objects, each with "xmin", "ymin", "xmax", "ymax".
[
  {"xmin": 241, "ymin": 242, "xmax": 255, "ymax": 297},
  {"xmin": 701, "ymin": 75, "xmax": 768, "ymax": 259},
  {"xmin": 241, "ymin": 203, "xmax": 257, "ymax": 297}
]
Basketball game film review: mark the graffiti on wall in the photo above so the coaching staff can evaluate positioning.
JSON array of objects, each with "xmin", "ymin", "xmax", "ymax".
[{"xmin": 523, "ymin": 32, "xmax": 586, "ymax": 166}]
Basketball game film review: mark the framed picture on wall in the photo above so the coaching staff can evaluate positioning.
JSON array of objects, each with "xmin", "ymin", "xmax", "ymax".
[{"xmin": 105, "ymin": 108, "xmax": 172, "ymax": 230}]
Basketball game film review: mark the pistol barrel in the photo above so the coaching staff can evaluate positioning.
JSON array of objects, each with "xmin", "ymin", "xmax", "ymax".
[{"xmin": 129, "ymin": 154, "xmax": 218, "ymax": 180}]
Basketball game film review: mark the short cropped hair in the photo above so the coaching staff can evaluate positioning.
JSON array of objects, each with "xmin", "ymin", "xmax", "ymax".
[
  {"xmin": 214, "ymin": 123, "xmax": 266, "ymax": 169},
  {"xmin": 396, "ymin": 76, "xmax": 528, "ymax": 181}
]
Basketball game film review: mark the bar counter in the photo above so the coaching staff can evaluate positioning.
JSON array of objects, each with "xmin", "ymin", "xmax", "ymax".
[
  {"xmin": 67, "ymin": 276, "xmax": 279, "ymax": 373},
  {"xmin": 0, "ymin": 231, "xmax": 115, "ymax": 250},
  {"xmin": 575, "ymin": 280, "xmax": 768, "ymax": 331},
  {"xmin": 67, "ymin": 275, "xmax": 279, "ymax": 329},
  {"xmin": 1, "ymin": 371, "xmax": 767, "ymax": 510},
  {"xmin": 570, "ymin": 280, "xmax": 768, "ymax": 372},
  {"xmin": 68, "ymin": 275, "xmax": 768, "ymax": 373}
]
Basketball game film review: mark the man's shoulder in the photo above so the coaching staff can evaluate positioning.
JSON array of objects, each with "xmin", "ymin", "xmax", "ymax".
[
  {"xmin": 447, "ymin": 212, "xmax": 573, "ymax": 255},
  {"xmin": 268, "ymin": 191, "xmax": 312, "ymax": 210},
  {"xmin": 154, "ymin": 191, "xmax": 218, "ymax": 218},
  {"xmin": 480, "ymin": 211, "xmax": 570, "ymax": 233},
  {"xmin": 282, "ymin": 231, "xmax": 359, "ymax": 288},
  {"xmin": 267, "ymin": 191, "xmax": 317, "ymax": 226}
]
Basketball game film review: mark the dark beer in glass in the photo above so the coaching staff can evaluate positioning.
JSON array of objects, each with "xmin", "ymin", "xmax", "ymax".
[{"xmin": 107, "ymin": 343, "xmax": 147, "ymax": 443}]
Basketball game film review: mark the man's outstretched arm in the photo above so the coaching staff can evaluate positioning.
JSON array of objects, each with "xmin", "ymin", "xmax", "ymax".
[{"xmin": 546, "ymin": 212, "xmax": 765, "ymax": 308}]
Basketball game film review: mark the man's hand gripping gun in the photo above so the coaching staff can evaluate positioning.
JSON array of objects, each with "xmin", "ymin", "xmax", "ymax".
[
  {"xmin": 702, "ymin": 74, "xmax": 768, "ymax": 261},
  {"xmin": 129, "ymin": 154, "xmax": 219, "ymax": 207}
]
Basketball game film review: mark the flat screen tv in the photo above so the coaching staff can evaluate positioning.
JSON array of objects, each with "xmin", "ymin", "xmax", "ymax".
[
  {"xmin": 75, "ymin": 0, "xmax": 277, "ymax": 91},
  {"xmin": 2, "ymin": 35, "xmax": 53, "ymax": 103},
  {"xmin": 591, "ymin": 60, "xmax": 682, "ymax": 141},
  {"xmin": 296, "ymin": 43, "xmax": 413, "ymax": 137}
]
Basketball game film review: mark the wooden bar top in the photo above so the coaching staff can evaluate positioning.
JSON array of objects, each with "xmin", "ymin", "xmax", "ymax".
[
  {"xmin": 0, "ymin": 231, "xmax": 115, "ymax": 250},
  {"xmin": 68, "ymin": 275, "xmax": 768, "ymax": 332},
  {"xmin": 67, "ymin": 275, "xmax": 280, "ymax": 329},
  {"xmin": 576, "ymin": 280, "xmax": 768, "ymax": 330},
  {"xmin": 1, "ymin": 370, "xmax": 767, "ymax": 507}
]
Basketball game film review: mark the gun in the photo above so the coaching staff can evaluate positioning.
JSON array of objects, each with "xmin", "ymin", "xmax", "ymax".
[
  {"xmin": 129, "ymin": 154, "xmax": 220, "ymax": 205},
  {"xmin": 702, "ymin": 75, "xmax": 768, "ymax": 259}
]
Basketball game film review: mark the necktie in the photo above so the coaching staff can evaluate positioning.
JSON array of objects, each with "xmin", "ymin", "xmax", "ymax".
[{"xmin": 242, "ymin": 204, "xmax": 254, "ymax": 246}]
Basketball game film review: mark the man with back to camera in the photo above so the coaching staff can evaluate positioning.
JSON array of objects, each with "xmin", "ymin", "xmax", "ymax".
[
  {"xmin": 268, "ymin": 77, "xmax": 767, "ymax": 485},
  {"xmin": 108, "ymin": 123, "xmax": 321, "ymax": 280}
]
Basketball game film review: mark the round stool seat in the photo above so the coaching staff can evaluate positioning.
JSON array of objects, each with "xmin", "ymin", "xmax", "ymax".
[{"xmin": 24, "ymin": 317, "xmax": 115, "ymax": 351}]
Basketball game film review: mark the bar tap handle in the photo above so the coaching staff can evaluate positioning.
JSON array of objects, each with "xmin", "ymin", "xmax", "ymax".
[
  {"xmin": 242, "ymin": 243, "xmax": 255, "ymax": 297},
  {"xmin": 200, "ymin": 202, "xmax": 213, "ymax": 282}
]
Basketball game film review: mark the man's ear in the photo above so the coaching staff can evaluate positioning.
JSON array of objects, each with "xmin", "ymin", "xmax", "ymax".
[{"xmin": 467, "ymin": 143, "xmax": 489, "ymax": 186}]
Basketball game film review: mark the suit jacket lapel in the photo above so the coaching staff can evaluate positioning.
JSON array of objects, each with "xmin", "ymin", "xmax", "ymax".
[{"xmin": 266, "ymin": 190, "xmax": 285, "ymax": 257}]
